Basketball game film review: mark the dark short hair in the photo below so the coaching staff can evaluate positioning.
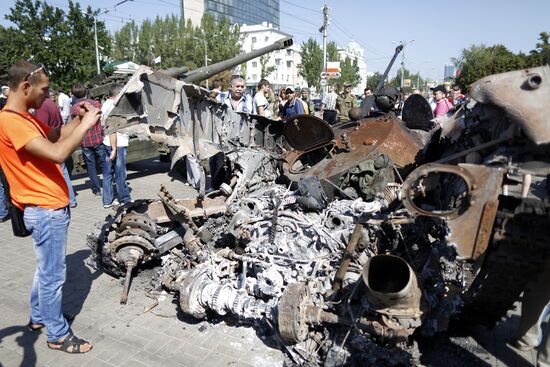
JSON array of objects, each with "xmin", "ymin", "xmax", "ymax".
[
  {"xmin": 211, "ymin": 79, "xmax": 223, "ymax": 90},
  {"xmin": 71, "ymin": 83, "xmax": 87, "ymax": 98},
  {"xmin": 109, "ymin": 84, "xmax": 123, "ymax": 97},
  {"xmin": 257, "ymin": 78, "xmax": 270, "ymax": 90},
  {"xmin": 8, "ymin": 60, "xmax": 44, "ymax": 90}
]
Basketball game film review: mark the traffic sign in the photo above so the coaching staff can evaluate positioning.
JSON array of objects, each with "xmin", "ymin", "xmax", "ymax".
[
  {"xmin": 320, "ymin": 79, "xmax": 327, "ymax": 86},
  {"xmin": 320, "ymin": 71, "xmax": 327, "ymax": 78}
]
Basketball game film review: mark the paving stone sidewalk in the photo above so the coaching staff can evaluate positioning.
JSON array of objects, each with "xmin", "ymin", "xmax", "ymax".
[{"xmin": 0, "ymin": 158, "xmax": 538, "ymax": 367}]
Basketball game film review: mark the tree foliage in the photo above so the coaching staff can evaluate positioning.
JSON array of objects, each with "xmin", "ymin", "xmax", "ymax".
[
  {"xmin": 111, "ymin": 13, "xmax": 241, "ymax": 87},
  {"xmin": 299, "ymin": 39, "xmax": 362, "ymax": 91},
  {"xmin": 366, "ymin": 72, "xmax": 383, "ymax": 91},
  {"xmin": 0, "ymin": 0, "xmax": 109, "ymax": 90},
  {"xmin": 386, "ymin": 68, "xmax": 426, "ymax": 92},
  {"xmin": 327, "ymin": 41, "xmax": 339, "ymax": 62},
  {"xmin": 526, "ymin": 32, "xmax": 550, "ymax": 67},
  {"xmin": 259, "ymin": 54, "xmax": 276, "ymax": 79},
  {"xmin": 339, "ymin": 57, "xmax": 361, "ymax": 87},
  {"xmin": 298, "ymin": 38, "xmax": 323, "ymax": 90},
  {"xmin": 452, "ymin": 44, "xmax": 527, "ymax": 90}
]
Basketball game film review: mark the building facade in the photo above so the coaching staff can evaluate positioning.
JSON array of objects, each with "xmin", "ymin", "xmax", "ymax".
[
  {"xmin": 240, "ymin": 23, "xmax": 304, "ymax": 92},
  {"xmin": 183, "ymin": 0, "xmax": 279, "ymax": 28},
  {"xmin": 444, "ymin": 64, "xmax": 456, "ymax": 82},
  {"xmin": 337, "ymin": 41, "xmax": 368, "ymax": 96}
]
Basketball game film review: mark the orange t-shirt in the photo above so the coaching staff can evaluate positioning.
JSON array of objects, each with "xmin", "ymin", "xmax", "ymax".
[{"xmin": 0, "ymin": 110, "xmax": 69, "ymax": 209}]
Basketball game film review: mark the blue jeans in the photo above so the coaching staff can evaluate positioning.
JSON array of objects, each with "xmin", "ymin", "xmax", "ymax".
[
  {"xmin": 102, "ymin": 146, "xmax": 131, "ymax": 205},
  {"xmin": 82, "ymin": 145, "xmax": 109, "ymax": 195},
  {"xmin": 24, "ymin": 206, "xmax": 71, "ymax": 342},
  {"xmin": 0, "ymin": 176, "xmax": 7, "ymax": 218},
  {"xmin": 60, "ymin": 162, "xmax": 77, "ymax": 207}
]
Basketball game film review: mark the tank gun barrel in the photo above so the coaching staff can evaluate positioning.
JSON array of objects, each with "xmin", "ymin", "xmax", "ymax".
[
  {"xmin": 181, "ymin": 37, "xmax": 293, "ymax": 84},
  {"xmin": 161, "ymin": 66, "xmax": 190, "ymax": 78},
  {"xmin": 375, "ymin": 45, "xmax": 403, "ymax": 94}
]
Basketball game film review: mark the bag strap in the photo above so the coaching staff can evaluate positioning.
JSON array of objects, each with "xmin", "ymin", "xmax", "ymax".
[{"xmin": 2, "ymin": 109, "xmax": 47, "ymax": 138}]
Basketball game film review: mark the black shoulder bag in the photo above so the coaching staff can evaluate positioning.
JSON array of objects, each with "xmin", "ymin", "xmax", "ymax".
[
  {"xmin": 2, "ymin": 109, "xmax": 47, "ymax": 237},
  {"xmin": 9, "ymin": 205, "xmax": 31, "ymax": 237}
]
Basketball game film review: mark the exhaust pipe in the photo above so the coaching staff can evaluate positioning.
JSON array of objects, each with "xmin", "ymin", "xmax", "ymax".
[{"xmin": 362, "ymin": 254, "xmax": 422, "ymax": 317}]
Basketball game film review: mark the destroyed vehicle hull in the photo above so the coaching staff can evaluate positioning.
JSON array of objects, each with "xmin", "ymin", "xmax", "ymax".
[
  {"xmin": 87, "ymin": 64, "xmax": 550, "ymax": 366},
  {"xmin": 282, "ymin": 114, "xmax": 424, "ymax": 199}
]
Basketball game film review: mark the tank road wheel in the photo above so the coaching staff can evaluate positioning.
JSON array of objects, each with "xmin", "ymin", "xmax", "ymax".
[
  {"xmin": 277, "ymin": 282, "xmax": 310, "ymax": 345},
  {"xmin": 88, "ymin": 209, "xmax": 158, "ymax": 278}
]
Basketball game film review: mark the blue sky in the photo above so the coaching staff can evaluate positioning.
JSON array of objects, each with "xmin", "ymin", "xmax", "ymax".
[{"xmin": 1, "ymin": 0, "xmax": 548, "ymax": 82}]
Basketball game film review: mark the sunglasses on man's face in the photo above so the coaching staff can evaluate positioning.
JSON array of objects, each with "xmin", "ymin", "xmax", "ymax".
[{"xmin": 24, "ymin": 64, "xmax": 49, "ymax": 81}]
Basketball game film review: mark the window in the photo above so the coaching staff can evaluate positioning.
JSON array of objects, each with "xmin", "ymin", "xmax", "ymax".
[
  {"xmin": 286, "ymin": 49, "xmax": 292, "ymax": 56},
  {"xmin": 286, "ymin": 61, "xmax": 292, "ymax": 68},
  {"xmin": 265, "ymin": 36, "xmax": 269, "ymax": 42},
  {"xmin": 252, "ymin": 74, "xmax": 258, "ymax": 80},
  {"xmin": 252, "ymin": 37, "xmax": 257, "ymax": 43},
  {"xmin": 275, "ymin": 59, "xmax": 281, "ymax": 65},
  {"xmin": 252, "ymin": 61, "xmax": 257, "ymax": 68}
]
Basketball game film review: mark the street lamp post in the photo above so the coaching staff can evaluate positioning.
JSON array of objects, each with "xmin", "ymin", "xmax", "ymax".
[
  {"xmin": 83, "ymin": 0, "xmax": 133, "ymax": 75},
  {"xmin": 192, "ymin": 33, "xmax": 221, "ymax": 89},
  {"xmin": 82, "ymin": 10, "xmax": 107, "ymax": 75},
  {"xmin": 193, "ymin": 36, "xmax": 209, "ymax": 88},
  {"xmin": 93, "ymin": 14, "xmax": 100, "ymax": 75}
]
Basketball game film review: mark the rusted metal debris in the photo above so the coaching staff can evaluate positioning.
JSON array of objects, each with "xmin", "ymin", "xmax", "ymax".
[{"xmin": 87, "ymin": 65, "xmax": 550, "ymax": 366}]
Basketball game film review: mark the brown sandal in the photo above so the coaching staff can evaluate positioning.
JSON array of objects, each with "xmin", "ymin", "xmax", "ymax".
[{"xmin": 47, "ymin": 332, "xmax": 92, "ymax": 354}]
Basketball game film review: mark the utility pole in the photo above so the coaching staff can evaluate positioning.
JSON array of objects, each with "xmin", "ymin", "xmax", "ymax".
[
  {"xmin": 180, "ymin": 0, "xmax": 184, "ymax": 20},
  {"xmin": 82, "ymin": 9, "xmax": 108, "ymax": 75},
  {"xmin": 319, "ymin": 1, "xmax": 329, "ymax": 97},
  {"xmin": 396, "ymin": 39, "xmax": 414, "ymax": 90},
  {"xmin": 193, "ymin": 33, "xmax": 221, "ymax": 89},
  {"xmin": 83, "ymin": 0, "xmax": 133, "ymax": 75}
]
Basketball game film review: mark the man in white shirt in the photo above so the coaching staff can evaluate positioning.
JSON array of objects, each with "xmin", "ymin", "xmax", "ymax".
[
  {"xmin": 101, "ymin": 84, "xmax": 131, "ymax": 207},
  {"xmin": 57, "ymin": 87, "xmax": 71, "ymax": 123},
  {"xmin": 253, "ymin": 79, "xmax": 272, "ymax": 118}
]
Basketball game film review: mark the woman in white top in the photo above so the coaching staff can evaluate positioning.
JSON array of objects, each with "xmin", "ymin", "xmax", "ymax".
[{"xmin": 253, "ymin": 79, "xmax": 272, "ymax": 118}]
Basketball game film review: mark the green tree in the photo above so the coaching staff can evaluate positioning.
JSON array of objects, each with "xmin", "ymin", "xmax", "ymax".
[
  {"xmin": 452, "ymin": 44, "xmax": 526, "ymax": 90},
  {"xmin": 0, "ymin": 0, "xmax": 107, "ymax": 90},
  {"xmin": 339, "ymin": 56, "xmax": 361, "ymax": 87},
  {"xmin": 386, "ymin": 68, "xmax": 425, "ymax": 91},
  {"xmin": 526, "ymin": 32, "xmax": 550, "ymax": 67},
  {"xmin": 259, "ymin": 54, "xmax": 276, "ymax": 79},
  {"xmin": 110, "ymin": 13, "xmax": 240, "ymax": 86},
  {"xmin": 111, "ymin": 20, "xmax": 140, "ymax": 62},
  {"xmin": 366, "ymin": 72, "xmax": 383, "ymax": 91},
  {"xmin": 298, "ymin": 38, "xmax": 323, "ymax": 90},
  {"xmin": 327, "ymin": 41, "xmax": 339, "ymax": 62}
]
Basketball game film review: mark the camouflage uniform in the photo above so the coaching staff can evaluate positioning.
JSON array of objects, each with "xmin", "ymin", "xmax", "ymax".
[{"xmin": 337, "ymin": 93, "xmax": 358, "ymax": 123}]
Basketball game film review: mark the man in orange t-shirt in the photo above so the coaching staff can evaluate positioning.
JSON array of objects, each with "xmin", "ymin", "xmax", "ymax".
[{"xmin": 0, "ymin": 61, "xmax": 101, "ymax": 354}]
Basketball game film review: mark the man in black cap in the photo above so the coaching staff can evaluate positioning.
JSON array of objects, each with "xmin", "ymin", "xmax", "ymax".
[
  {"xmin": 336, "ymin": 82, "xmax": 358, "ymax": 123},
  {"xmin": 281, "ymin": 86, "xmax": 305, "ymax": 118}
]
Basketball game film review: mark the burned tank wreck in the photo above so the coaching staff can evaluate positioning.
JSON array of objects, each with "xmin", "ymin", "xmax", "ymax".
[{"xmin": 88, "ymin": 58, "xmax": 550, "ymax": 366}]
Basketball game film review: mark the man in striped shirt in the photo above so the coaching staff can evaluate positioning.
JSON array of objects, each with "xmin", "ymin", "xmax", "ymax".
[{"xmin": 322, "ymin": 85, "xmax": 338, "ymax": 125}]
